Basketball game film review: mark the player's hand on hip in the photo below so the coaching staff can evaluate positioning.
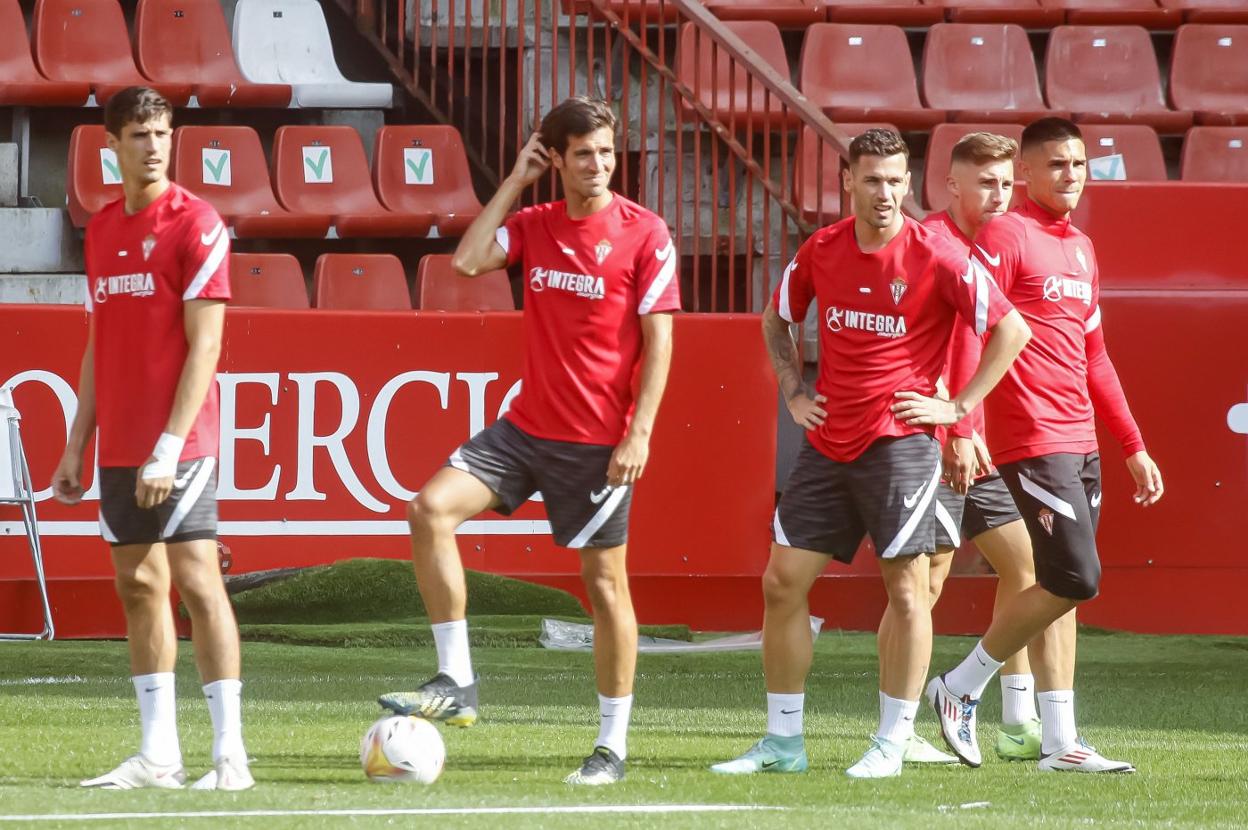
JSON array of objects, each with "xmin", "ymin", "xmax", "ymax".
[
  {"xmin": 51, "ymin": 451, "xmax": 84, "ymax": 505},
  {"xmin": 508, "ymin": 132, "xmax": 552, "ymax": 187},
  {"xmin": 943, "ymin": 437, "xmax": 977, "ymax": 495},
  {"xmin": 136, "ymin": 456, "xmax": 174, "ymax": 510},
  {"xmin": 1125, "ymin": 451, "xmax": 1164, "ymax": 507},
  {"xmin": 892, "ymin": 391, "xmax": 961, "ymax": 426},
  {"xmin": 787, "ymin": 391, "xmax": 828, "ymax": 430},
  {"xmin": 608, "ymin": 432, "xmax": 650, "ymax": 486}
]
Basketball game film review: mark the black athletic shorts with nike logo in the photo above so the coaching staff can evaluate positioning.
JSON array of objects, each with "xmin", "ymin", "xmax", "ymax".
[
  {"xmin": 98, "ymin": 457, "xmax": 219, "ymax": 547},
  {"xmin": 445, "ymin": 418, "xmax": 632, "ymax": 549}
]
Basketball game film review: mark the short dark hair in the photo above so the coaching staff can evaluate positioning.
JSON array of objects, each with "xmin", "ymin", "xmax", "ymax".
[
  {"xmin": 539, "ymin": 96, "xmax": 617, "ymax": 155},
  {"xmin": 848, "ymin": 128, "xmax": 910, "ymax": 165},
  {"xmin": 951, "ymin": 132, "xmax": 1018, "ymax": 166},
  {"xmin": 1021, "ymin": 117, "xmax": 1082, "ymax": 153},
  {"xmin": 104, "ymin": 87, "xmax": 173, "ymax": 137}
]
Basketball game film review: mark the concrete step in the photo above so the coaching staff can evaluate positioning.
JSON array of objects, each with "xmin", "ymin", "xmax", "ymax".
[
  {"xmin": 0, "ymin": 274, "xmax": 85, "ymax": 305},
  {"xmin": 0, "ymin": 208, "xmax": 82, "ymax": 273},
  {"xmin": 0, "ymin": 144, "xmax": 17, "ymax": 207}
]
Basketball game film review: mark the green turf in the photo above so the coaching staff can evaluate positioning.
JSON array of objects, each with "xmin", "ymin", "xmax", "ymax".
[
  {"xmin": 238, "ymin": 617, "xmax": 693, "ymax": 648},
  {"xmin": 1, "ymin": 631, "xmax": 1245, "ymax": 829}
]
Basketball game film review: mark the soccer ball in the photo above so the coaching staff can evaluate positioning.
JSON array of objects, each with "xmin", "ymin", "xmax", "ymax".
[{"xmin": 360, "ymin": 715, "xmax": 446, "ymax": 784}]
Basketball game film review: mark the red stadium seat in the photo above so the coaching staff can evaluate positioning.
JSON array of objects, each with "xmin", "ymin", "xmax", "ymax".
[
  {"xmin": 171, "ymin": 127, "xmax": 331, "ymax": 238},
  {"xmin": 794, "ymin": 123, "xmax": 898, "ymax": 224},
  {"xmin": 1171, "ymin": 25, "xmax": 1248, "ymax": 125},
  {"xmin": 942, "ymin": 0, "xmax": 1065, "ymax": 27},
  {"xmin": 922, "ymin": 122, "xmax": 1025, "ymax": 211},
  {"xmin": 706, "ymin": 0, "xmax": 824, "ymax": 24},
  {"xmin": 229, "ymin": 254, "xmax": 310, "ymax": 309},
  {"xmin": 825, "ymin": 0, "xmax": 944, "ymax": 25},
  {"xmin": 921, "ymin": 24, "xmax": 1056, "ymax": 124},
  {"xmin": 1045, "ymin": 25, "xmax": 1193, "ymax": 133},
  {"xmin": 416, "ymin": 255, "xmax": 515, "ymax": 311},
  {"xmin": 1038, "ymin": 0, "xmax": 1179, "ymax": 27},
  {"xmin": 1180, "ymin": 126, "xmax": 1248, "ymax": 181},
  {"xmin": 135, "ymin": 0, "xmax": 291, "ymax": 108},
  {"xmin": 33, "ymin": 0, "xmax": 192, "ymax": 106},
  {"xmin": 676, "ymin": 21, "xmax": 796, "ymax": 127},
  {"xmin": 313, "ymin": 254, "xmax": 411, "ymax": 310},
  {"xmin": 66, "ymin": 125, "xmax": 122, "ymax": 228},
  {"xmin": 373, "ymin": 125, "xmax": 483, "ymax": 238},
  {"xmin": 800, "ymin": 24, "xmax": 944, "ymax": 130},
  {"xmin": 1078, "ymin": 124, "xmax": 1168, "ymax": 181},
  {"xmin": 0, "ymin": 0, "xmax": 89, "ymax": 106},
  {"xmin": 272, "ymin": 126, "xmax": 434, "ymax": 238},
  {"xmin": 1159, "ymin": 0, "xmax": 1248, "ymax": 24}
]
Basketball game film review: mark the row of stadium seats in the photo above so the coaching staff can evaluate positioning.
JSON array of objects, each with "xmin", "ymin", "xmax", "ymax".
[
  {"xmin": 230, "ymin": 253, "xmax": 514, "ymax": 311},
  {"xmin": 798, "ymin": 122, "xmax": 1248, "ymax": 216},
  {"xmin": 0, "ymin": 0, "xmax": 390, "ymax": 108},
  {"xmin": 67, "ymin": 124, "xmax": 483, "ymax": 238},
  {"xmin": 681, "ymin": 21, "xmax": 1247, "ymax": 130},
  {"xmin": 595, "ymin": 0, "xmax": 1248, "ymax": 26}
]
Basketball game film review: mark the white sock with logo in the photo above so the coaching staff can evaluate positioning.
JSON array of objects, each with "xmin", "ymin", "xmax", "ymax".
[
  {"xmin": 203, "ymin": 679, "xmax": 246, "ymax": 762},
  {"xmin": 877, "ymin": 693, "xmax": 919, "ymax": 744},
  {"xmin": 1001, "ymin": 673, "xmax": 1039, "ymax": 726},
  {"xmin": 431, "ymin": 620, "xmax": 474, "ymax": 687},
  {"xmin": 595, "ymin": 694, "xmax": 633, "ymax": 760},
  {"xmin": 944, "ymin": 640, "xmax": 1005, "ymax": 700},
  {"xmin": 133, "ymin": 672, "xmax": 181, "ymax": 766},
  {"xmin": 766, "ymin": 692, "xmax": 805, "ymax": 738},
  {"xmin": 1038, "ymin": 690, "xmax": 1078, "ymax": 754}
]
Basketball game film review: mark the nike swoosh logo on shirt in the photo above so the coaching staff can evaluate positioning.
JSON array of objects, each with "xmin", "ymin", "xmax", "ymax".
[
  {"xmin": 655, "ymin": 241, "xmax": 674, "ymax": 262},
  {"xmin": 201, "ymin": 221, "xmax": 225, "ymax": 247},
  {"xmin": 975, "ymin": 246, "xmax": 1001, "ymax": 267},
  {"xmin": 903, "ymin": 483, "xmax": 925, "ymax": 509}
]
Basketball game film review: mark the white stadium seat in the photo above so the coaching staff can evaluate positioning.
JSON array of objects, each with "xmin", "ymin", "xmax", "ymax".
[{"xmin": 232, "ymin": 0, "xmax": 393, "ymax": 108}]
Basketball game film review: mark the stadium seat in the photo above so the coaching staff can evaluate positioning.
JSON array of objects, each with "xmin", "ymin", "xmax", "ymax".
[
  {"xmin": 313, "ymin": 254, "xmax": 411, "ymax": 311},
  {"xmin": 1171, "ymin": 25, "xmax": 1248, "ymax": 125},
  {"xmin": 229, "ymin": 253, "xmax": 310, "ymax": 309},
  {"xmin": 66, "ymin": 125, "xmax": 122, "ymax": 228},
  {"xmin": 795, "ymin": 123, "xmax": 898, "ymax": 224},
  {"xmin": 416, "ymin": 255, "xmax": 515, "ymax": 312},
  {"xmin": 676, "ymin": 21, "xmax": 796, "ymax": 127},
  {"xmin": 922, "ymin": 122, "xmax": 1025, "ymax": 211},
  {"xmin": 1038, "ymin": 0, "xmax": 1179, "ymax": 27},
  {"xmin": 824, "ymin": 0, "xmax": 944, "ymax": 25},
  {"xmin": 1078, "ymin": 124, "xmax": 1168, "ymax": 181},
  {"xmin": 1180, "ymin": 126, "xmax": 1248, "ymax": 181},
  {"xmin": 272, "ymin": 126, "xmax": 433, "ymax": 238},
  {"xmin": 232, "ymin": 0, "xmax": 392, "ymax": 108},
  {"xmin": 171, "ymin": 127, "xmax": 331, "ymax": 238},
  {"xmin": 32, "ymin": 0, "xmax": 192, "ymax": 106},
  {"xmin": 135, "ymin": 0, "xmax": 292, "ymax": 108},
  {"xmin": 800, "ymin": 24, "xmax": 944, "ymax": 130},
  {"xmin": 921, "ymin": 24, "xmax": 1057, "ymax": 124},
  {"xmin": 1159, "ymin": 0, "xmax": 1248, "ymax": 24},
  {"xmin": 942, "ymin": 0, "xmax": 1065, "ymax": 27},
  {"xmin": 0, "ymin": 0, "xmax": 89, "ymax": 106},
  {"xmin": 705, "ymin": 0, "xmax": 824, "ymax": 25},
  {"xmin": 1045, "ymin": 25, "xmax": 1193, "ymax": 132},
  {"xmin": 373, "ymin": 125, "xmax": 484, "ymax": 238}
]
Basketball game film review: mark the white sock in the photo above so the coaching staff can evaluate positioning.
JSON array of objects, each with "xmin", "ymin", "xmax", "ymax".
[
  {"xmin": 1001, "ymin": 673, "xmax": 1039, "ymax": 726},
  {"xmin": 595, "ymin": 694, "xmax": 633, "ymax": 760},
  {"xmin": 203, "ymin": 679, "xmax": 246, "ymax": 762},
  {"xmin": 133, "ymin": 672, "xmax": 181, "ymax": 766},
  {"xmin": 1038, "ymin": 690, "xmax": 1078, "ymax": 754},
  {"xmin": 766, "ymin": 692, "xmax": 805, "ymax": 738},
  {"xmin": 877, "ymin": 693, "xmax": 919, "ymax": 744},
  {"xmin": 431, "ymin": 619, "xmax": 474, "ymax": 687},
  {"xmin": 944, "ymin": 640, "xmax": 1005, "ymax": 700}
]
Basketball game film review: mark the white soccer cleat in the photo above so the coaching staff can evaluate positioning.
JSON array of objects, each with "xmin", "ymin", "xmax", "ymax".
[
  {"xmin": 926, "ymin": 674, "xmax": 983, "ymax": 768},
  {"xmin": 191, "ymin": 754, "xmax": 255, "ymax": 791},
  {"xmin": 903, "ymin": 733, "xmax": 960, "ymax": 764},
  {"xmin": 846, "ymin": 736, "xmax": 904, "ymax": 779},
  {"xmin": 1039, "ymin": 739, "xmax": 1135, "ymax": 774},
  {"xmin": 79, "ymin": 754, "xmax": 187, "ymax": 789}
]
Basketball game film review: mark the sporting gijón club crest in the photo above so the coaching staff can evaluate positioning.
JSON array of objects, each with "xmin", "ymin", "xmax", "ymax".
[{"xmin": 890, "ymin": 275, "xmax": 907, "ymax": 305}]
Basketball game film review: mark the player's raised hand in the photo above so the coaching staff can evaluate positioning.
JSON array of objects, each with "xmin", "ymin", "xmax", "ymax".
[
  {"xmin": 1125, "ymin": 451, "xmax": 1164, "ymax": 507},
  {"xmin": 509, "ymin": 133, "xmax": 551, "ymax": 187},
  {"xmin": 892, "ymin": 390, "xmax": 962, "ymax": 426},
  {"xmin": 51, "ymin": 451, "xmax": 84, "ymax": 505},
  {"xmin": 787, "ymin": 391, "xmax": 828, "ymax": 430},
  {"xmin": 136, "ymin": 457, "xmax": 174, "ymax": 510},
  {"xmin": 608, "ymin": 432, "xmax": 650, "ymax": 486},
  {"xmin": 942, "ymin": 437, "xmax": 976, "ymax": 495}
]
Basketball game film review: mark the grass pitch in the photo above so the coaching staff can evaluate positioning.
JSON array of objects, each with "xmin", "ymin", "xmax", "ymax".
[{"xmin": 2, "ymin": 628, "xmax": 1246, "ymax": 829}]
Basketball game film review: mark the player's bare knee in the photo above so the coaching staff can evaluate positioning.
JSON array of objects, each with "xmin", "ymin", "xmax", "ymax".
[
  {"xmin": 114, "ymin": 567, "xmax": 166, "ymax": 607},
  {"xmin": 408, "ymin": 491, "xmax": 455, "ymax": 536},
  {"xmin": 761, "ymin": 564, "xmax": 802, "ymax": 609}
]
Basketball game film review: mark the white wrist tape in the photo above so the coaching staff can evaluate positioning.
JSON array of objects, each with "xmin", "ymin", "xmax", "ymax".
[{"xmin": 141, "ymin": 432, "xmax": 185, "ymax": 480}]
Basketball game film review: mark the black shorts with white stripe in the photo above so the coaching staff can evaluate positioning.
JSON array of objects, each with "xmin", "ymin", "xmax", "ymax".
[
  {"xmin": 98, "ymin": 457, "xmax": 218, "ymax": 547},
  {"xmin": 446, "ymin": 418, "xmax": 632, "ymax": 549},
  {"xmin": 773, "ymin": 433, "xmax": 942, "ymax": 562},
  {"xmin": 997, "ymin": 453, "xmax": 1102, "ymax": 601},
  {"xmin": 961, "ymin": 472, "xmax": 1023, "ymax": 540},
  {"xmin": 934, "ymin": 483, "xmax": 965, "ymax": 550}
]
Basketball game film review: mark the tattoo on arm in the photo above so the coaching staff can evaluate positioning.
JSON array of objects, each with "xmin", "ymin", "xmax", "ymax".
[{"xmin": 762, "ymin": 307, "xmax": 804, "ymax": 402}]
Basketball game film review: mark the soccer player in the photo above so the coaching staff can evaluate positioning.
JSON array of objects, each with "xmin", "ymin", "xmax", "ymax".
[
  {"xmin": 711, "ymin": 129, "xmax": 1030, "ymax": 779},
  {"xmin": 918, "ymin": 132, "xmax": 1046, "ymax": 761},
  {"xmin": 377, "ymin": 97, "xmax": 679, "ymax": 786},
  {"xmin": 927, "ymin": 118, "xmax": 1164, "ymax": 773},
  {"xmin": 50, "ymin": 87, "xmax": 249, "ymax": 790}
]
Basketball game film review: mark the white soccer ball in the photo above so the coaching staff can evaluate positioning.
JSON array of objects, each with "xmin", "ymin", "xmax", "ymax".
[{"xmin": 359, "ymin": 715, "xmax": 446, "ymax": 784}]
